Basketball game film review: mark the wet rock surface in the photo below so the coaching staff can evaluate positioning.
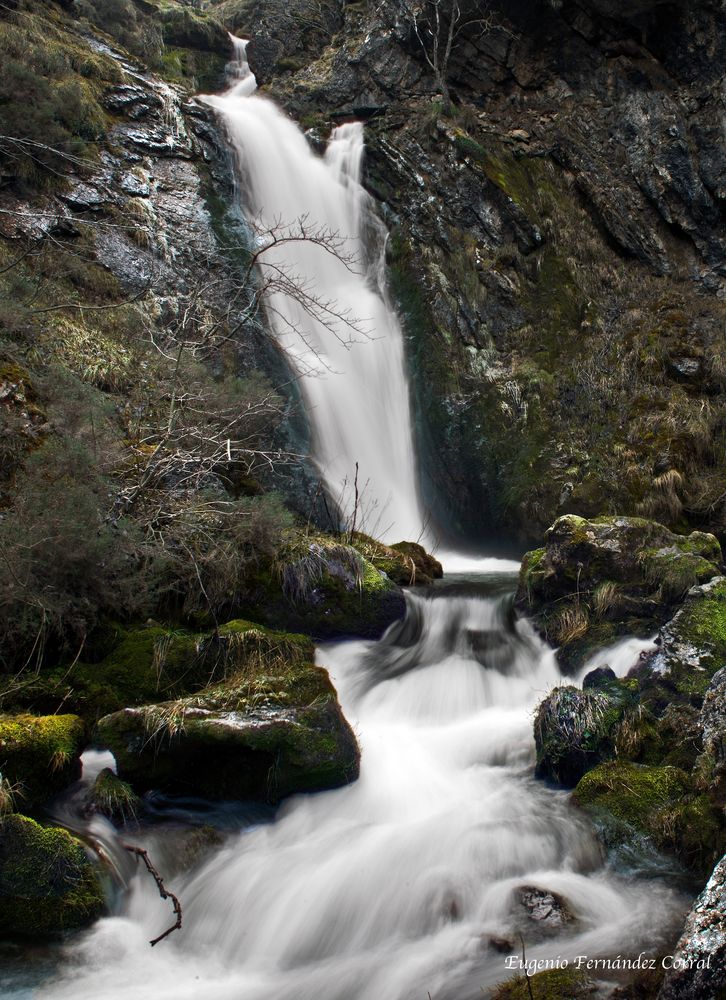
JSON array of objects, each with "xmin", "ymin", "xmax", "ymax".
[{"xmin": 658, "ymin": 853, "xmax": 726, "ymax": 1000}]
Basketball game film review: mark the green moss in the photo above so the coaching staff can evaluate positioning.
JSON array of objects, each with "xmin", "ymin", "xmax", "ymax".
[
  {"xmin": 0, "ymin": 714, "xmax": 85, "ymax": 808},
  {"xmin": 492, "ymin": 966, "xmax": 593, "ymax": 999},
  {"xmin": 89, "ymin": 767, "xmax": 140, "ymax": 824},
  {"xmin": 0, "ymin": 814, "xmax": 104, "ymax": 937},
  {"xmin": 673, "ymin": 578, "xmax": 726, "ymax": 664},
  {"xmin": 246, "ymin": 536, "xmax": 406, "ymax": 640},
  {"xmin": 573, "ymin": 760, "xmax": 724, "ymax": 876}
]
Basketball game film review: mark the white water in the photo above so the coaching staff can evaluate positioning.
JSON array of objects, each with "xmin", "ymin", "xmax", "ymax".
[
  {"xmin": 203, "ymin": 40, "xmax": 424, "ymax": 544},
  {"xmin": 38, "ymin": 591, "xmax": 685, "ymax": 1000}
]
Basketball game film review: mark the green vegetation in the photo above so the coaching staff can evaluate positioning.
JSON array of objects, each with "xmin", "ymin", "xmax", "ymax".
[
  {"xmin": 0, "ymin": 713, "xmax": 85, "ymax": 808},
  {"xmin": 573, "ymin": 760, "xmax": 723, "ymax": 877},
  {"xmin": 492, "ymin": 966, "xmax": 593, "ymax": 999},
  {"xmin": 89, "ymin": 767, "xmax": 141, "ymax": 823},
  {"xmin": 0, "ymin": 814, "xmax": 105, "ymax": 936}
]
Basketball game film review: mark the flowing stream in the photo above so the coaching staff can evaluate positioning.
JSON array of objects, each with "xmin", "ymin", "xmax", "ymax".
[
  {"xmin": 35, "ymin": 588, "xmax": 685, "ymax": 1000},
  {"xmin": 20, "ymin": 41, "xmax": 688, "ymax": 1000}
]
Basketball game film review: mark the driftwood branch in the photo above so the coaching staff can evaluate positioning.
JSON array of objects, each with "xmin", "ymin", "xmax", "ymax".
[{"xmin": 123, "ymin": 843, "xmax": 182, "ymax": 946}]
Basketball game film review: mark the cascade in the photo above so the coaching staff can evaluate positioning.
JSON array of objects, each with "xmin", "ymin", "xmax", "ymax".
[{"xmin": 204, "ymin": 39, "xmax": 425, "ymax": 544}]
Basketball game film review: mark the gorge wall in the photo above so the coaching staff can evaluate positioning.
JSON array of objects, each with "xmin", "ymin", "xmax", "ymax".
[{"xmin": 218, "ymin": 0, "xmax": 726, "ymax": 549}]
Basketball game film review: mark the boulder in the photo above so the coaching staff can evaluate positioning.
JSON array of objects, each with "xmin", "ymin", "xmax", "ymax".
[
  {"xmin": 0, "ymin": 714, "xmax": 85, "ymax": 809},
  {"xmin": 0, "ymin": 815, "xmax": 104, "ymax": 937},
  {"xmin": 518, "ymin": 886, "xmax": 573, "ymax": 931},
  {"xmin": 516, "ymin": 515, "xmax": 722, "ymax": 671},
  {"xmin": 534, "ymin": 685, "xmax": 627, "ymax": 786},
  {"xmin": 573, "ymin": 760, "xmax": 722, "ymax": 877},
  {"xmin": 582, "ymin": 665, "xmax": 616, "ymax": 689},
  {"xmin": 658, "ymin": 853, "xmax": 726, "ymax": 1000},
  {"xmin": 96, "ymin": 646, "xmax": 360, "ymax": 803},
  {"xmin": 349, "ymin": 533, "xmax": 443, "ymax": 586},
  {"xmin": 636, "ymin": 577, "xmax": 726, "ymax": 714},
  {"xmin": 248, "ymin": 539, "xmax": 407, "ymax": 640}
]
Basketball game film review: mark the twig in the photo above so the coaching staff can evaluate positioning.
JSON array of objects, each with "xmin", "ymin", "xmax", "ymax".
[
  {"xmin": 519, "ymin": 933, "xmax": 535, "ymax": 1000},
  {"xmin": 123, "ymin": 844, "xmax": 182, "ymax": 946}
]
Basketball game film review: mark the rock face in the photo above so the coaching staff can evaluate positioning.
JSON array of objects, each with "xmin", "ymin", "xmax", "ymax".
[
  {"xmin": 0, "ymin": 714, "xmax": 85, "ymax": 809},
  {"xmin": 228, "ymin": 0, "xmax": 726, "ymax": 548},
  {"xmin": 0, "ymin": 815, "xmax": 104, "ymax": 937},
  {"xmin": 96, "ymin": 622, "xmax": 360, "ymax": 803},
  {"xmin": 658, "ymin": 853, "xmax": 726, "ymax": 1000},
  {"xmin": 515, "ymin": 515, "xmax": 722, "ymax": 670}
]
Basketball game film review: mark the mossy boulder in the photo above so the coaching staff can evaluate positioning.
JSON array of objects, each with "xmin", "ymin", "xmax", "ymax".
[
  {"xmin": 2, "ymin": 620, "xmax": 316, "ymax": 724},
  {"xmin": 96, "ymin": 649, "xmax": 359, "ymax": 803},
  {"xmin": 348, "ymin": 534, "xmax": 443, "ymax": 587},
  {"xmin": 573, "ymin": 760, "xmax": 724, "ymax": 877},
  {"xmin": 247, "ymin": 538, "xmax": 407, "ymax": 640},
  {"xmin": 0, "ymin": 814, "xmax": 104, "ymax": 937},
  {"xmin": 0, "ymin": 714, "xmax": 85, "ymax": 809},
  {"xmin": 534, "ymin": 685, "xmax": 629, "ymax": 786},
  {"xmin": 516, "ymin": 515, "xmax": 722, "ymax": 671},
  {"xmin": 492, "ymin": 966, "xmax": 593, "ymax": 999},
  {"xmin": 636, "ymin": 577, "xmax": 726, "ymax": 714}
]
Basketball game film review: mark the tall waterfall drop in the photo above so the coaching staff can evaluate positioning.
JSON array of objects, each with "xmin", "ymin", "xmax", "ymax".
[{"xmin": 204, "ymin": 39, "xmax": 425, "ymax": 543}]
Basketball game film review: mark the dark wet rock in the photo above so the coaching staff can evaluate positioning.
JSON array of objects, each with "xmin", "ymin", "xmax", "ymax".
[
  {"xmin": 518, "ymin": 886, "xmax": 573, "ymax": 930},
  {"xmin": 658, "ymin": 853, "xmax": 726, "ymax": 1000},
  {"xmin": 0, "ymin": 815, "xmax": 104, "ymax": 937},
  {"xmin": 59, "ymin": 182, "xmax": 112, "ymax": 212},
  {"xmin": 583, "ymin": 666, "xmax": 616, "ymax": 689},
  {"xmin": 104, "ymin": 83, "xmax": 163, "ymax": 118},
  {"xmin": 534, "ymin": 685, "xmax": 625, "ymax": 786},
  {"xmin": 516, "ymin": 515, "xmax": 722, "ymax": 671},
  {"xmin": 96, "ymin": 652, "xmax": 360, "ymax": 804}
]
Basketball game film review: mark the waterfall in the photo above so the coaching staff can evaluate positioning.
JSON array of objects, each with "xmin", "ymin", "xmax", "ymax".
[
  {"xmin": 21, "ymin": 41, "xmax": 686, "ymax": 1000},
  {"xmin": 203, "ymin": 40, "xmax": 425, "ymax": 544}
]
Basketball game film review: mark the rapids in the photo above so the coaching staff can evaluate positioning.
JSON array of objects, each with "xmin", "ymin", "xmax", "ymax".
[{"xmin": 35, "ymin": 587, "xmax": 685, "ymax": 1000}]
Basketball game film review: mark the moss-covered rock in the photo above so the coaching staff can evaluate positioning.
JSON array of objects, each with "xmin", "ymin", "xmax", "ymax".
[
  {"xmin": 534, "ymin": 686, "xmax": 628, "ymax": 786},
  {"xmin": 492, "ymin": 966, "xmax": 594, "ymax": 999},
  {"xmin": 348, "ymin": 533, "xmax": 443, "ymax": 587},
  {"xmin": 516, "ymin": 515, "xmax": 722, "ymax": 671},
  {"xmin": 3, "ymin": 620, "xmax": 317, "ymax": 724},
  {"xmin": 0, "ymin": 814, "xmax": 104, "ymax": 937},
  {"xmin": 0, "ymin": 714, "xmax": 85, "ymax": 809},
  {"xmin": 96, "ymin": 651, "xmax": 359, "ymax": 803},
  {"xmin": 247, "ymin": 537, "xmax": 406, "ymax": 640},
  {"xmin": 88, "ymin": 768, "xmax": 141, "ymax": 824},
  {"xmin": 573, "ymin": 760, "xmax": 724, "ymax": 877}
]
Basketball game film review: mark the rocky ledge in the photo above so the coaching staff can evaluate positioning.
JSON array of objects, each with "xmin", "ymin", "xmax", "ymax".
[{"xmin": 516, "ymin": 514, "xmax": 723, "ymax": 671}]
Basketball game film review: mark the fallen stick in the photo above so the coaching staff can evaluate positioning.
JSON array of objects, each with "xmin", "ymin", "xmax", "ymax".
[{"xmin": 123, "ymin": 843, "xmax": 182, "ymax": 946}]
